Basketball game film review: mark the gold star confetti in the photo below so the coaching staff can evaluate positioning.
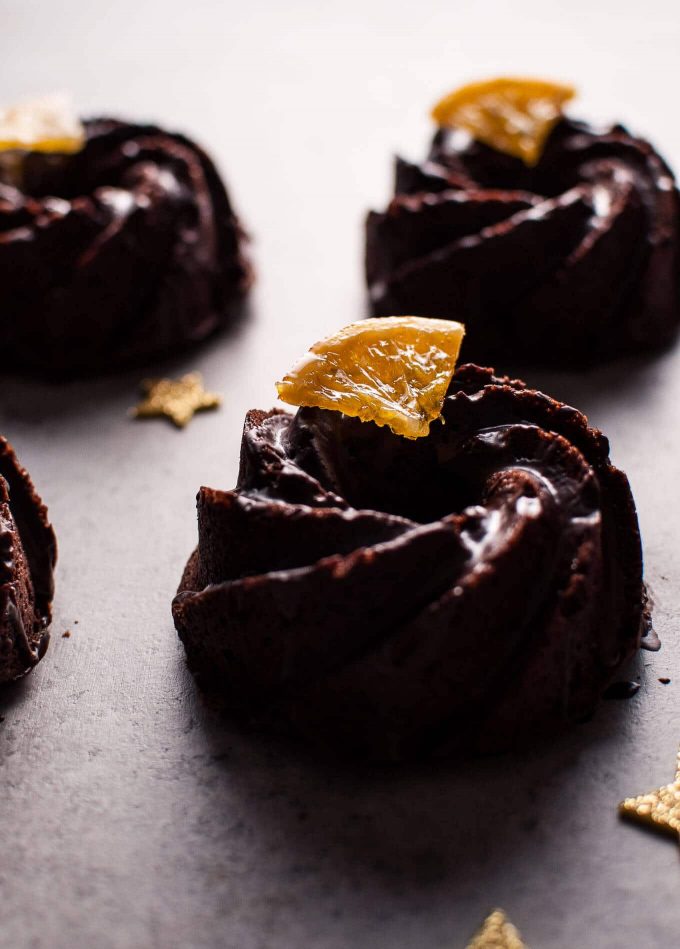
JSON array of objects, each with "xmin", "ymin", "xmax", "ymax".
[
  {"xmin": 619, "ymin": 751, "xmax": 680, "ymax": 838},
  {"xmin": 131, "ymin": 372, "xmax": 221, "ymax": 429},
  {"xmin": 466, "ymin": 909, "xmax": 527, "ymax": 949}
]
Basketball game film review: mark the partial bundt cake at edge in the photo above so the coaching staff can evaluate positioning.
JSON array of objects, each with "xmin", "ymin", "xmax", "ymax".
[{"xmin": 0, "ymin": 438, "xmax": 56, "ymax": 682}]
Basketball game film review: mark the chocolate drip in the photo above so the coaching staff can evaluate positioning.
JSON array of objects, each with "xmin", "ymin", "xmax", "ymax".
[
  {"xmin": 603, "ymin": 680, "xmax": 640, "ymax": 700},
  {"xmin": 366, "ymin": 119, "xmax": 680, "ymax": 367},
  {"xmin": 173, "ymin": 365, "xmax": 644, "ymax": 759}
]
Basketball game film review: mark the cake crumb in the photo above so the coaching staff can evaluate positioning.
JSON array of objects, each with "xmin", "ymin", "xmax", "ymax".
[
  {"xmin": 62, "ymin": 630, "xmax": 71, "ymax": 638},
  {"xmin": 659, "ymin": 677, "xmax": 671, "ymax": 685}
]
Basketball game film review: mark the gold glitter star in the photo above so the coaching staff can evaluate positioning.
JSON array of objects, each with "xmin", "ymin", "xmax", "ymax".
[
  {"xmin": 466, "ymin": 909, "xmax": 527, "ymax": 949},
  {"xmin": 619, "ymin": 751, "xmax": 680, "ymax": 839},
  {"xmin": 131, "ymin": 372, "xmax": 221, "ymax": 428}
]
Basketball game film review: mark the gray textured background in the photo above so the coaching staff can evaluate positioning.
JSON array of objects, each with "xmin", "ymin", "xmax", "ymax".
[{"xmin": 2, "ymin": 1, "xmax": 680, "ymax": 946}]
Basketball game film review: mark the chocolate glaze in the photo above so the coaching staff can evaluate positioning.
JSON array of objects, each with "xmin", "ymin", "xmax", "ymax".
[
  {"xmin": 173, "ymin": 365, "xmax": 643, "ymax": 759},
  {"xmin": 366, "ymin": 119, "xmax": 680, "ymax": 367},
  {"xmin": 0, "ymin": 438, "xmax": 56, "ymax": 682},
  {"xmin": 0, "ymin": 118, "xmax": 252, "ymax": 377}
]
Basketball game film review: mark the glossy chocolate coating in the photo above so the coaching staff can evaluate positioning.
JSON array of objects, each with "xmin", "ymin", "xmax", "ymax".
[
  {"xmin": 173, "ymin": 365, "xmax": 643, "ymax": 759},
  {"xmin": 0, "ymin": 118, "xmax": 252, "ymax": 377},
  {"xmin": 366, "ymin": 119, "xmax": 680, "ymax": 367},
  {"xmin": 0, "ymin": 438, "xmax": 56, "ymax": 682}
]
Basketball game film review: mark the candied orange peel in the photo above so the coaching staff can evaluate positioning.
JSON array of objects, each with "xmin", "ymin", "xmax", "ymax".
[
  {"xmin": 0, "ymin": 94, "xmax": 85, "ymax": 154},
  {"xmin": 431, "ymin": 77, "xmax": 576, "ymax": 166},
  {"xmin": 276, "ymin": 317, "xmax": 465, "ymax": 439}
]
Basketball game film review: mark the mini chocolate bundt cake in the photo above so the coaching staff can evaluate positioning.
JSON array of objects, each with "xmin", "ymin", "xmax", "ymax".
[
  {"xmin": 366, "ymin": 118, "xmax": 680, "ymax": 366},
  {"xmin": 0, "ymin": 118, "xmax": 251, "ymax": 377},
  {"xmin": 0, "ymin": 438, "xmax": 56, "ymax": 682},
  {"xmin": 173, "ymin": 365, "xmax": 644, "ymax": 759}
]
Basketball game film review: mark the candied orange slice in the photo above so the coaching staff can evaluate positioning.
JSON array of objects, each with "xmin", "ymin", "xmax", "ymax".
[
  {"xmin": 276, "ymin": 317, "xmax": 465, "ymax": 439},
  {"xmin": 431, "ymin": 77, "xmax": 576, "ymax": 166},
  {"xmin": 0, "ymin": 94, "xmax": 84, "ymax": 154}
]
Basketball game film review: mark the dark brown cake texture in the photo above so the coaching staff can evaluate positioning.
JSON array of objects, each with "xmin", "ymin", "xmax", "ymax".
[
  {"xmin": 0, "ymin": 438, "xmax": 56, "ymax": 682},
  {"xmin": 366, "ymin": 118, "xmax": 680, "ymax": 366},
  {"xmin": 0, "ymin": 118, "xmax": 252, "ymax": 377},
  {"xmin": 173, "ymin": 365, "xmax": 643, "ymax": 760}
]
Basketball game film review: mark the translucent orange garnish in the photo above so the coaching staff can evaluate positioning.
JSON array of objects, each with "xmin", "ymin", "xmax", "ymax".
[
  {"xmin": 0, "ymin": 94, "xmax": 84, "ymax": 154},
  {"xmin": 431, "ymin": 77, "xmax": 576, "ymax": 166},
  {"xmin": 276, "ymin": 317, "xmax": 465, "ymax": 439}
]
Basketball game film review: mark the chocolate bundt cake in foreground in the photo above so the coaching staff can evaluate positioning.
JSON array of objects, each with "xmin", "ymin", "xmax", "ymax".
[
  {"xmin": 366, "ymin": 118, "xmax": 680, "ymax": 366},
  {"xmin": 0, "ymin": 438, "xmax": 56, "ymax": 682},
  {"xmin": 173, "ymin": 364, "xmax": 644, "ymax": 759},
  {"xmin": 0, "ymin": 117, "xmax": 251, "ymax": 377}
]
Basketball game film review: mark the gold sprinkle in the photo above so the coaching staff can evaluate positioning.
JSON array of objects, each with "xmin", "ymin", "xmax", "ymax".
[
  {"xmin": 466, "ymin": 909, "xmax": 527, "ymax": 949},
  {"xmin": 619, "ymin": 751, "xmax": 680, "ymax": 838},
  {"xmin": 131, "ymin": 372, "xmax": 221, "ymax": 429}
]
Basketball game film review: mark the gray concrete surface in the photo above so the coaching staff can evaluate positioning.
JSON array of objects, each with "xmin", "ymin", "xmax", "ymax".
[{"xmin": 1, "ymin": 1, "xmax": 679, "ymax": 945}]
